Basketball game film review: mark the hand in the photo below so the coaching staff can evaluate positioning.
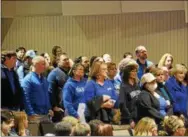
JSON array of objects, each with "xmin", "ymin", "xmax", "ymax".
[
  {"xmin": 101, "ymin": 100, "xmax": 114, "ymax": 109},
  {"xmin": 53, "ymin": 106, "xmax": 64, "ymax": 112},
  {"xmin": 48, "ymin": 110, "xmax": 54, "ymax": 117},
  {"xmin": 130, "ymin": 121, "xmax": 135, "ymax": 129},
  {"xmin": 103, "ymin": 95, "xmax": 111, "ymax": 102}
]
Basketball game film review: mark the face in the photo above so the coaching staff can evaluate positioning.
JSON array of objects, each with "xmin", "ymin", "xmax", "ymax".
[
  {"xmin": 99, "ymin": 64, "xmax": 108, "ymax": 79},
  {"xmin": 175, "ymin": 127, "xmax": 186, "ymax": 136},
  {"xmin": 1, "ymin": 121, "xmax": 13, "ymax": 135},
  {"xmin": 174, "ymin": 71, "xmax": 185, "ymax": 83},
  {"xmin": 81, "ymin": 57, "xmax": 89, "ymax": 70},
  {"xmin": 107, "ymin": 65, "xmax": 117, "ymax": 79},
  {"xmin": 6, "ymin": 56, "xmax": 17, "ymax": 68},
  {"xmin": 145, "ymin": 80, "xmax": 158, "ymax": 92},
  {"xmin": 156, "ymin": 73, "xmax": 165, "ymax": 83},
  {"xmin": 44, "ymin": 53, "xmax": 51, "ymax": 64},
  {"xmin": 129, "ymin": 68, "xmax": 138, "ymax": 79},
  {"xmin": 161, "ymin": 67, "xmax": 169, "ymax": 81},
  {"xmin": 56, "ymin": 48, "xmax": 62, "ymax": 56},
  {"xmin": 165, "ymin": 56, "xmax": 172, "ymax": 69},
  {"xmin": 17, "ymin": 49, "xmax": 25, "ymax": 59},
  {"xmin": 151, "ymin": 127, "xmax": 158, "ymax": 136},
  {"xmin": 73, "ymin": 65, "xmax": 85, "ymax": 78},
  {"xmin": 103, "ymin": 54, "xmax": 112, "ymax": 63},
  {"xmin": 35, "ymin": 60, "xmax": 46, "ymax": 74},
  {"xmin": 137, "ymin": 47, "xmax": 148, "ymax": 60},
  {"xmin": 58, "ymin": 55, "xmax": 70, "ymax": 69}
]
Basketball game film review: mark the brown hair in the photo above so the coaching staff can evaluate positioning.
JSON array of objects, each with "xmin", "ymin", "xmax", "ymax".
[
  {"xmin": 163, "ymin": 115, "xmax": 185, "ymax": 136},
  {"xmin": 1, "ymin": 50, "xmax": 17, "ymax": 63},
  {"xmin": 96, "ymin": 124, "xmax": 113, "ymax": 136},
  {"xmin": 150, "ymin": 67, "xmax": 164, "ymax": 77},
  {"xmin": 89, "ymin": 61, "xmax": 107, "ymax": 80},
  {"xmin": 14, "ymin": 111, "xmax": 28, "ymax": 136},
  {"xmin": 72, "ymin": 123, "xmax": 91, "ymax": 136},
  {"xmin": 107, "ymin": 62, "xmax": 116, "ymax": 70}
]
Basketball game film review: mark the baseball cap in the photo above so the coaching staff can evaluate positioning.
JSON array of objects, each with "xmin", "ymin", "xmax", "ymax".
[
  {"xmin": 140, "ymin": 73, "xmax": 156, "ymax": 86},
  {"xmin": 25, "ymin": 50, "xmax": 36, "ymax": 58}
]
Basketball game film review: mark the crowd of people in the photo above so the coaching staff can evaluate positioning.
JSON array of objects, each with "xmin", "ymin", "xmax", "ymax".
[{"xmin": 1, "ymin": 45, "xmax": 188, "ymax": 136}]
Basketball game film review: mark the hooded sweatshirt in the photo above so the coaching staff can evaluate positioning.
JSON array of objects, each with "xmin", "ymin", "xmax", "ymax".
[{"xmin": 63, "ymin": 77, "xmax": 87, "ymax": 118}]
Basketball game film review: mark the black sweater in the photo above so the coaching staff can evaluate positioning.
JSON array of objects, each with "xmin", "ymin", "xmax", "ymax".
[
  {"xmin": 1, "ymin": 65, "xmax": 23, "ymax": 109},
  {"xmin": 137, "ymin": 90, "xmax": 164, "ymax": 124},
  {"xmin": 119, "ymin": 82, "xmax": 141, "ymax": 124}
]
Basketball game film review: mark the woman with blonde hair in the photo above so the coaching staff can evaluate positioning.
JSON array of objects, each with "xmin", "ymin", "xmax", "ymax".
[
  {"xmin": 158, "ymin": 53, "xmax": 173, "ymax": 70},
  {"xmin": 14, "ymin": 111, "xmax": 31, "ymax": 136},
  {"xmin": 165, "ymin": 64, "xmax": 188, "ymax": 118},
  {"xmin": 163, "ymin": 115, "xmax": 186, "ymax": 136},
  {"xmin": 134, "ymin": 117, "xmax": 158, "ymax": 136}
]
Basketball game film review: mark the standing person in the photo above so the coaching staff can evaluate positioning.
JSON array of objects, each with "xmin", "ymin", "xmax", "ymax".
[
  {"xmin": 102, "ymin": 53, "xmax": 112, "ymax": 63},
  {"xmin": 107, "ymin": 62, "xmax": 120, "ymax": 95},
  {"xmin": 15, "ymin": 47, "xmax": 26, "ymax": 70},
  {"xmin": 135, "ymin": 45, "xmax": 153, "ymax": 80},
  {"xmin": 40, "ymin": 52, "xmax": 54, "ymax": 77},
  {"xmin": 1, "ymin": 51, "xmax": 23, "ymax": 111},
  {"xmin": 47, "ymin": 54, "xmax": 70, "ymax": 115},
  {"xmin": 123, "ymin": 52, "xmax": 133, "ymax": 59},
  {"xmin": 74, "ymin": 56, "xmax": 90, "ymax": 78},
  {"xmin": 150, "ymin": 68, "xmax": 173, "ymax": 115},
  {"xmin": 63, "ymin": 63, "xmax": 87, "ymax": 118},
  {"xmin": 119, "ymin": 59, "xmax": 140, "ymax": 128},
  {"xmin": 137, "ymin": 73, "xmax": 164, "ymax": 125},
  {"xmin": 22, "ymin": 56, "xmax": 53, "ymax": 118},
  {"xmin": 165, "ymin": 64, "xmax": 188, "ymax": 118},
  {"xmin": 51, "ymin": 46, "xmax": 63, "ymax": 68},
  {"xmin": 158, "ymin": 53, "xmax": 173, "ymax": 70},
  {"xmin": 17, "ymin": 50, "xmax": 36, "ymax": 84},
  {"xmin": 84, "ymin": 61, "xmax": 118, "ymax": 123}
]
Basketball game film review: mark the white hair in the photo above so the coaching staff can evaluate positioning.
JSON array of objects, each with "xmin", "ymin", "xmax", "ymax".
[{"xmin": 32, "ymin": 56, "xmax": 45, "ymax": 66}]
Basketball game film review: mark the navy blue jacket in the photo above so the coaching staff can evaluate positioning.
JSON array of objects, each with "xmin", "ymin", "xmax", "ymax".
[{"xmin": 47, "ymin": 67, "xmax": 69, "ymax": 108}]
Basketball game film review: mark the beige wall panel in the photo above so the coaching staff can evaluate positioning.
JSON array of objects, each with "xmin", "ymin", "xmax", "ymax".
[
  {"xmin": 62, "ymin": 1, "xmax": 121, "ymax": 16},
  {"xmin": 2, "ymin": 1, "xmax": 16, "ymax": 18},
  {"xmin": 15, "ymin": 1, "xmax": 62, "ymax": 16},
  {"xmin": 2, "ymin": 11, "xmax": 188, "ymax": 66},
  {"xmin": 121, "ymin": 1, "xmax": 184, "ymax": 13}
]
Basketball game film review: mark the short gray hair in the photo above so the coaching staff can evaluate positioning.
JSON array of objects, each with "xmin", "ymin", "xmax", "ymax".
[{"xmin": 32, "ymin": 56, "xmax": 45, "ymax": 66}]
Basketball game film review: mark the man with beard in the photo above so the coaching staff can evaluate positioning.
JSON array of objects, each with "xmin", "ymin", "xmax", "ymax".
[
  {"xmin": 135, "ymin": 45, "xmax": 153, "ymax": 80},
  {"xmin": 47, "ymin": 53, "xmax": 71, "ymax": 122}
]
